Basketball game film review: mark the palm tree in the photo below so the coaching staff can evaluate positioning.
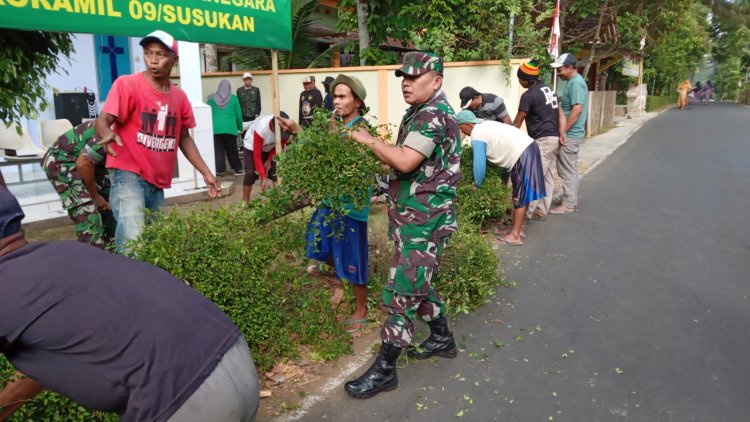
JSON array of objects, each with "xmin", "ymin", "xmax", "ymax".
[{"xmin": 232, "ymin": 0, "xmax": 352, "ymax": 70}]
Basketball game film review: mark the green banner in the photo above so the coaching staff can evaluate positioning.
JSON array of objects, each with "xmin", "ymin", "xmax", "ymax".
[{"xmin": 0, "ymin": 0, "xmax": 292, "ymax": 50}]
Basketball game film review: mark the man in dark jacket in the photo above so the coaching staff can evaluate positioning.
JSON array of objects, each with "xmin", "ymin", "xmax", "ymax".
[{"xmin": 299, "ymin": 75, "xmax": 323, "ymax": 128}]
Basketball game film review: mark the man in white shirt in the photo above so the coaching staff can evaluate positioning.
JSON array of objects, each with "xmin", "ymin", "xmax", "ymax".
[
  {"xmin": 241, "ymin": 112, "xmax": 290, "ymax": 203},
  {"xmin": 456, "ymin": 110, "xmax": 546, "ymax": 246}
]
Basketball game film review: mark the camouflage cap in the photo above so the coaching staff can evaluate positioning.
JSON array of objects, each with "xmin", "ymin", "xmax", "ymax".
[{"xmin": 395, "ymin": 52, "xmax": 444, "ymax": 77}]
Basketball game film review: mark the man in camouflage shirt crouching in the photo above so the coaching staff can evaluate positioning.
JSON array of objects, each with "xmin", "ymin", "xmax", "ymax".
[
  {"xmin": 42, "ymin": 120, "xmax": 115, "ymax": 248},
  {"xmin": 346, "ymin": 52, "xmax": 461, "ymax": 399}
]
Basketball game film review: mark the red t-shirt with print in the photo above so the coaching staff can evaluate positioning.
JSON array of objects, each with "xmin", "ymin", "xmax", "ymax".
[{"xmin": 103, "ymin": 73, "xmax": 196, "ymax": 189}]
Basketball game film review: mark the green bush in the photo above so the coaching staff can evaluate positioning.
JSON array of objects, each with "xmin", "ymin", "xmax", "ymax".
[
  {"xmin": 456, "ymin": 146, "xmax": 512, "ymax": 226},
  {"xmin": 437, "ymin": 222, "xmax": 502, "ymax": 316},
  {"xmin": 0, "ymin": 357, "xmax": 117, "ymax": 421},
  {"xmin": 646, "ymin": 95, "xmax": 676, "ymax": 111},
  {"xmin": 128, "ymin": 205, "xmax": 351, "ymax": 372}
]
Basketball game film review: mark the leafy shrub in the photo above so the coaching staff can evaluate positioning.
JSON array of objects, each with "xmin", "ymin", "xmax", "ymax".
[
  {"xmin": 456, "ymin": 146, "xmax": 512, "ymax": 226},
  {"xmin": 276, "ymin": 110, "xmax": 385, "ymax": 217},
  {"xmin": 0, "ymin": 357, "xmax": 117, "ymax": 421},
  {"xmin": 128, "ymin": 205, "xmax": 351, "ymax": 372},
  {"xmin": 438, "ymin": 222, "xmax": 502, "ymax": 316}
]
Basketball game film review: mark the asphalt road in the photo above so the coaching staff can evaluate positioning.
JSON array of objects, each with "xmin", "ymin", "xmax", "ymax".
[{"xmin": 294, "ymin": 103, "xmax": 750, "ymax": 421}]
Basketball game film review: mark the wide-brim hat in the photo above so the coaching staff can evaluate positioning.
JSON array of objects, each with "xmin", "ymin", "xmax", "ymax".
[{"xmin": 329, "ymin": 74, "xmax": 367, "ymax": 101}]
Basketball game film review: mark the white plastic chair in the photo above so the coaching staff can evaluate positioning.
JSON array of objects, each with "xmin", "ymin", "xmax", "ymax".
[
  {"xmin": 0, "ymin": 123, "xmax": 46, "ymax": 160},
  {"xmin": 39, "ymin": 119, "xmax": 73, "ymax": 148}
]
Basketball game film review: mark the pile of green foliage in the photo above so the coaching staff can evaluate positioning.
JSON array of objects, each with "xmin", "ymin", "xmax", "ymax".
[
  {"xmin": 276, "ymin": 110, "xmax": 384, "ymax": 217},
  {"xmin": 0, "ymin": 357, "xmax": 117, "ymax": 421},
  {"xmin": 437, "ymin": 221, "xmax": 501, "ymax": 316},
  {"xmin": 456, "ymin": 146, "xmax": 512, "ymax": 227},
  {"xmin": 128, "ymin": 206, "xmax": 351, "ymax": 372}
]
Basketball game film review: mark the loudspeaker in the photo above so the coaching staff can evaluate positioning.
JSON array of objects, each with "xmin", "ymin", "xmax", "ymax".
[{"xmin": 54, "ymin": 92, "xmax": 97, "ymax": 126}]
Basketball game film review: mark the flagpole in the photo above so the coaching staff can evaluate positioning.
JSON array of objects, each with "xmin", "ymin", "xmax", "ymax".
[{"xmin": 550, "ymin": 0, "xmax": 561, "ymax": 91}]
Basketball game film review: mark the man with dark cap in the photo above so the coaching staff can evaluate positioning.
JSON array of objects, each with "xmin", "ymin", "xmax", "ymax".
[
  {"xmin": 322, "ymin": 76, "xmax": 335, "ymax": 112},
  {"xmin": 0, "ymin": 187, "xmax": 259, "ymax": 421},
  {"xmin": 299, "ymin": 75, "xmax": 323, "ymax": 128},
  {"xmin": 459, "ymin": 86, "xmax": 512, "ymax": 124},
  {"xmin": 513, "ymin": 60, "xmax": 567, "ymax": 221},
  {"xmin": 550, "ymin": 52, "xmax": 588, "ymax": 215},
  {"xmin": 344, "ymin": 52, "xmax": 461, "ymax": 399},
  {"xmin": 95, "ymin": 30, "xmax": 221, "ymax": 253}
]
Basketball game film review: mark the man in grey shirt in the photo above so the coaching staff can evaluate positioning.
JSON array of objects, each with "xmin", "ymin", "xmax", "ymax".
[
  {"xmin": 0, "ymin": 187, "xmax": 259, "ymax": 422},
  {"xmin": 459, "ymin": 86, "xmax": 512, "ymax": 124}
]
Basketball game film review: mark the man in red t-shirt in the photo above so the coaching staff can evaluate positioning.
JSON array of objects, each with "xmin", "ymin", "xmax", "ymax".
[{"xmin": 95, "ymin": 30, "xmax": 221, "ymax": 253}]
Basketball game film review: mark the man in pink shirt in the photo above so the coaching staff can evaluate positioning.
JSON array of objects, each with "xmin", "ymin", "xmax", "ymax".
[{"xmin": 95, "ymin": 30, "xmax": 221, "ymax": 253}]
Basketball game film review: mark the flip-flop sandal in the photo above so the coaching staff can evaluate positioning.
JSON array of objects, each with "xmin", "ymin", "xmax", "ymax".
[
  {"xmin": 497, "ymin": 230, "xmax": 527, "ymax": 239},
  {"xmin": 345, "ymin": 319, "xmax": 367, "ymax": 333},
  {"xmin": 549, "ymin": 206, "xmax": 575, "ymax": 214},
  {"xmin": 494, "ymin": 236, "xmax": 524, "ymax": 246}
]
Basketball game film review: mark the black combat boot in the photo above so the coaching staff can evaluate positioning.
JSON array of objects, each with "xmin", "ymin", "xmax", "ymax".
[
  {"xmin": 344, "ymin": 342, "xmax": 402, "ymax": 399},
  {"xmin": 406, "ymin": 316, "xmax": 458, "ymax": 359}
]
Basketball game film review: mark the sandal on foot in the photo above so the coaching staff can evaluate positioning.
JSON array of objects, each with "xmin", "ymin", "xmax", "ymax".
[
  {"xmin": 494, "ymin": 236, "xmax": 524, "ymax": 246},
  {"xmin": 497, "ymin": 230, "xmax": 526, "ymax": 239},
  {"xmin": 345, "ymin": 319, "xmax": 367, "ymax": 333},
  {"xmin": 549, "ymin": 206, "xmax": 575, "ymax": 214}
]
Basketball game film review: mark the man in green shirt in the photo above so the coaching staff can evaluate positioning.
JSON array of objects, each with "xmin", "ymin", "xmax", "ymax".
[{"xmin": 550, "ymin": 53, "xmax": 588, "ymax": 214}]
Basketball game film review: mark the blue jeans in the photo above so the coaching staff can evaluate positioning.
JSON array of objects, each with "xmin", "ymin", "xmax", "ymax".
[{"xmin": 109, "ymin": 169, "xmax": 164, "ymax": 253}]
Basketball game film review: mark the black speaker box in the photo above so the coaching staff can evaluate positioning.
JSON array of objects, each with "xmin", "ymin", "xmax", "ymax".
[{"xmin": 53, "ymin": 92, "xmax": 98, "ymax": 126}]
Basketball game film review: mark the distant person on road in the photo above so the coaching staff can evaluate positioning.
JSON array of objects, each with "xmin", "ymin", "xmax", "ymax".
[
  {"xmin": 42, "ymin": 120, "xmax": 115, "ymax": 249},
  {"xmin": 457, "ymin": 110, "xmax": 545, "ymax": 246},
  {"xmin": 677, "ymin": 79, "xmax": 693, "ymax": 110},
  {"xmin": 513, "ymin": 60, "xmax": 567, "ymax": 222},
  {"xmin": 343, "ymin": 52, "xmax": 461, "ymax": 399},
  {"xmin": 95, "ymin": 30, "xmax": 221, "ymax": 253},
  {"xmin": 0, "ymin": 187, "xmax": 259, "ymax": 422},
  {"xmin": 704, "ymin": 80, "xmax": 714, "ymax": 104},
  {"xmin": 299, "ymin": 75, "xmax": 323, "ymax": 128},
  {"xmin": 550, "ymin": 52, "xmax": 588, "ymax": 215},
  {"xmin": 277, "ymin": 75, "xmax": 372, "ymax": 334},
  {"xmin": 207, "ymin": 79, "xmax": 244, "ymax": 176},
  {"xmin": 241, "ymin": 113, "xmax": 291, "ymax": 203},
  {"xmin": 459, "ymin": 86, "xmax": 512, "ymax": 124}
]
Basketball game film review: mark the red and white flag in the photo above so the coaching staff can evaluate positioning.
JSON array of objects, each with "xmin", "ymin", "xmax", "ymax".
[{"xmin": 548, "ymin": 0, "xmax": 561, "ymax": 58}]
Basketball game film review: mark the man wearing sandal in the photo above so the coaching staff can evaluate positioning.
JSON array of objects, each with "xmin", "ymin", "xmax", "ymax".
[{"xmin": 457, "ymin": 110, "xmax": 546, "ymax": 246}]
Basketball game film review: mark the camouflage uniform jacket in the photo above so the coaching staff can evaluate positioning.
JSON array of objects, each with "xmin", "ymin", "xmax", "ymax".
[
  {"xmin": 388, "ymin": 90, "xmax": 461, "ymax": 244},
  {"xmin": 42, "ymin": 120, "xmax": 109, "ymax": 191},
  {"xmin": 236, "ymin": 86, "xmax": 261, "ymax": 121}
]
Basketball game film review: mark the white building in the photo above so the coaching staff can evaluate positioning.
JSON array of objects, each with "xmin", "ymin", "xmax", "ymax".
[{"xmin": 3, "ymin": 33, "xmax": 215, "ymax": 223}]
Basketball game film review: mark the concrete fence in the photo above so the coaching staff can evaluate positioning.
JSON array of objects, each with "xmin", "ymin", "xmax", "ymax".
[
  {"xmin": 587, "ymin": 91, "xmax": 616, "ymax": 137},
  {"xmin": 194, "ymin": 60, "xmax": 527, "ymax": 132}
]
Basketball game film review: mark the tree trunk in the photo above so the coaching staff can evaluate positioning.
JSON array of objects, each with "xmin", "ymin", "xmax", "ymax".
[
  {"xmin": 204, "ymin": 43, "xmax": 219, "ymax": 72},
  {"xmin": 356, "ymin": 0, "xmax": 371, "ymax": 66}
]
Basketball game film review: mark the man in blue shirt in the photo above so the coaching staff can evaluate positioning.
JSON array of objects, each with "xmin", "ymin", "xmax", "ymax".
[{"xmin": 550, "ymin": 53, "xmax": 588, "ymax": 214}]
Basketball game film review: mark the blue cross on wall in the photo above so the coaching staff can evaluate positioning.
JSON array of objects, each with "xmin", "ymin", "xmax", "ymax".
[
  {"xmin": 95, "ymin": 35, "xmax": 130, "ymax": 102},
  {"xmin": 100, "ymin": 36, "xmax": 124, "ymax": 82}
]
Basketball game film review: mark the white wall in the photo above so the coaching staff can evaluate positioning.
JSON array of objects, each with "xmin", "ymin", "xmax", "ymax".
[{"xmin": 199, "ymin": 60, "xmax": 526, "ymax": 135}]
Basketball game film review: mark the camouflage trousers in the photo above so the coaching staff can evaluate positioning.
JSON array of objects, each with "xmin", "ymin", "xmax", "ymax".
[
  {"xmin": 43, "ymin": 160, "xmax": 114, "ymax": 249},
  {"xmin": 380, "ymin": 237, "xmax": 450, "ymax": 348}
]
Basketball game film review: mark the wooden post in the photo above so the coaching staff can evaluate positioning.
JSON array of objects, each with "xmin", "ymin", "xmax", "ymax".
[{"xmin": 271, "ymin": 49, "xmax": 281, "ymax": 156}]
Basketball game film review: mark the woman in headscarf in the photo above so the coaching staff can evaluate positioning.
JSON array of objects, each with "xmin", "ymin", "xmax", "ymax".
[{"xmin": 207, "ymin": 79, "xmax": 244, "ymax": 175}]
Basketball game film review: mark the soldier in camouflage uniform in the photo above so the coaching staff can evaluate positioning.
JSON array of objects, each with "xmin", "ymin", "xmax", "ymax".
[
  {"xmin": 345, "ymin": 52, "xmax": 462, "ymax": 399},
  {"xmin": 42, "ymin": 120, "xmax": 115, "ymax": 249}
]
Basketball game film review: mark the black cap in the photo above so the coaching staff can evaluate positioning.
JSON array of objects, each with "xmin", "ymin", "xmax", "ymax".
[
  {"xmin": 0, "ymin": 187, "xmax": 24, "ymax": 238},
  {"xmin": 459, "ymin": 87, "xmax": 479, "ymax": 109},
  {"xmin": 322, "ymin": 76, "xmax": 335, "ymax": 86}
]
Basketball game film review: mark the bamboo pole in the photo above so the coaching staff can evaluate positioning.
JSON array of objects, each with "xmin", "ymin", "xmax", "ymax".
[{"xmin": 271, "ymin": 49, "xmax": 281, "ymax": 155}]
